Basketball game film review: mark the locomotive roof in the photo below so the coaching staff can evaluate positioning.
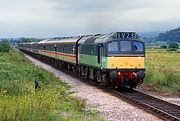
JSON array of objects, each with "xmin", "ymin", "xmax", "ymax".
[{"xmin": 78, "ymin": 32, "xmax": 143, "ymax": 44}]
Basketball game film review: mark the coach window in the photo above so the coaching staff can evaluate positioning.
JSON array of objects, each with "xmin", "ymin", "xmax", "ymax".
[
  {"xmin": 49, "ymin": 45, "xmax": 51, "ymax": 50},
  {"xmin": 72, "ymin": 45, "xmax": 76, "ymax": 55},
  {"xmin": 63, "ymin": 44, "xmax": 65, "ymax": 53},
  {"xmin": 59, "ymin": 44, "xmax": 62, "ymax": 52},
  {"xmin": 54, "ymin": 44, "xmax": 57, "ymax": 51},
  {"xmin": 48, "ymin": 44, "xmax": 51, "ymax": 51},
  {"xmin": 62, "ymin": 44, "xmax": 64, "ymax": 53},
  {"xmin": 64, "ymin": 45, "xmax": 67, "ymax": 53},
  {"xmin": 50, "ymin": 44, "xmax": 52, "ymax": 51},
  {"xmin": 70, "ymin": 45, "xmax": 72, "ymax": 54},
  {"xmin": 67, "ymin": 45, "xmax": 69, "ymax": 53},
  {"xmin": 65, "ymin": 45, "xmax": 67, "ymax": 53},
  {"xmin": 60, "ymin": 44, "xmax": 63, "ymax": 52},
  {"xmin": 70, "ymin": 45, "xmax": 73, "ymax": 54},
  {"xmin": 68, "ymin": 45, "xmax": 70, "ymax": 54},
  {"xmin": 66, "ymin": 45, "xmax": 68, "ymax": 53}
]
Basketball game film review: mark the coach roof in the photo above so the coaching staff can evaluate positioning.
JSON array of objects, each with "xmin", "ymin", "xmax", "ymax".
[{"xmin": 38, "ymin": 37, "xmax": 80, "ymax": 44}]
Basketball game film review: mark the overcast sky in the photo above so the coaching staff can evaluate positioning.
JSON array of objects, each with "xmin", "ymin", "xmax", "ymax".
[{"xmin": 0, "ymin": 0, "xmax": 180, "ymax": 38}]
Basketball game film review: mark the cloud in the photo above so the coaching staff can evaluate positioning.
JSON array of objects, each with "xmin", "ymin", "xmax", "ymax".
[{"xmin": 0, "ymin": 0, "xmax": 180, "ymax": 37}]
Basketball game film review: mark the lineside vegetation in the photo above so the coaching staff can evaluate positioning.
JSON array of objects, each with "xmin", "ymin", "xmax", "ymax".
[
  {"xmin": 144, "ymin": 48, "xmax": 180, "ymax": 95},
  {"xmin": 0, "ymin": 50, "xmax": 104, "ymax": 121}
]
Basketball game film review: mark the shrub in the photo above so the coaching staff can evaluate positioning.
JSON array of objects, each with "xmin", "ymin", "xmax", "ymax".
[
  {"xmin": 167, "ymin": 48, "xmax": 177, "ymax": 51},
  {"xmin": 160, "ymin": 45, "xmax": 167, "ymax": 49},
  {"xmin": 168, "ymin": 42, "xmax": 178, "ymax": 49},
  {"xmin": 0, "ymin": 40, "xmax": 11, "ymax": 53}
]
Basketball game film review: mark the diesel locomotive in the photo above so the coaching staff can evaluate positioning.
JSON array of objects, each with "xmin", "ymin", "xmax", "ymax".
[{"xmin": 19, "ymin": 32, "xmax": 145, "ymax": 89}]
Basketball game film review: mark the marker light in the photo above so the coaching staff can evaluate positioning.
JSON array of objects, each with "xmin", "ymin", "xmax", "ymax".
[{"xmin": 118, "ymin": 72, "xmax": 121, "ymax": 76}]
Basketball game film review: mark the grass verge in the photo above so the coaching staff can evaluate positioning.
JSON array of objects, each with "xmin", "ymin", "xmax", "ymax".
[
  {"xmin": 143, "ymin": 49, "xmax": 180, "ymax": 95},
  {"xmin": 0, "ymin": 50, "xmax": 104, "ymax": 121}
]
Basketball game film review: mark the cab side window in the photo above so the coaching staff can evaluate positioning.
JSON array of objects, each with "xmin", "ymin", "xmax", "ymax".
[{"xmin": 133, "ymin": 41, "xmax": 143, "ymax": 52}]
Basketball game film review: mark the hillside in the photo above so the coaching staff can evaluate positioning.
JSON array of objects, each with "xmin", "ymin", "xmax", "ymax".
[
  {"xmin": 157, "ymin": 27, "xmax": 180, "ymax": 42},
  {"xmin": 139, "ymin": 32, "xmax": 160, "ymax": 45}
]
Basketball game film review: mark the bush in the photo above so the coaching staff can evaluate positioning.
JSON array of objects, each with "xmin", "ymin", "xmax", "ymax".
[
  {"xmin": 167, "ymin": 48, "xmax": 177, "ymax": 51},
  {"xmin": 0, "ymin": 40, "xmax": 11, "ymax": 53},
  {"xmin": 168, "ymin": 42, "xmax": 178, "ymax": 49},
  {"xmin": 160, "ymin": 45, "xmax": 167, "ymax": 49}
]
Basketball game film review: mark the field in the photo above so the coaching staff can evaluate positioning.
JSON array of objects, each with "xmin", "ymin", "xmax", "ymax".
[
  {"xmin": 143, "ymin": 48, "xmax": 180, "ymax": 95},
  {"xmin": 0, "ymin": 50, "xmax": 104, "ymax": 121}
]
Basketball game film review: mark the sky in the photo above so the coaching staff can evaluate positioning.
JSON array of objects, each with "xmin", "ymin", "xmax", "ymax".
[{"xmin": 0, "ymin": 0, "xmax": 180, "ymax": 38}]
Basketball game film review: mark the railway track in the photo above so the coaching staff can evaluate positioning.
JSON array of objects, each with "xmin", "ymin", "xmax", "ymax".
[
  {"xmin": 26, "ymin": 53, "xmax": 180, "ymax": 121},
  {"xmin": 111, "ymin": 89, "xmax": 180, "ymax": 121},
  {"xmin": 60, "ymin": 68, "xmax": 180, "ymax": 121},
  {"xmin": 58, "ymin": 67, "xmax": 180, "ymax": 121}
]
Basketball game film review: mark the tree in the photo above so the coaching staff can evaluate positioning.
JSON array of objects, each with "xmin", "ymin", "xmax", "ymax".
[
  {"xmin": 19, "ymin": 37, "xmax": 38, "ymax": 43},
  {"xmin": 161, "ymin": 45, "xmax": 167, "ymax": 49},
  {"xmin": 168, "ymin": 42, "xmax": 179, "ymax": 49},
  {"xmin": 0, "ymin": 40, "xmax": 11, "ymax": 52}
]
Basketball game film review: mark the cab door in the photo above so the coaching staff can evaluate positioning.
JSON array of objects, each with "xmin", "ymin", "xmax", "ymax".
[{"xmin": 97, "ymin": 44, "xmax": 103, "ymax": 67}]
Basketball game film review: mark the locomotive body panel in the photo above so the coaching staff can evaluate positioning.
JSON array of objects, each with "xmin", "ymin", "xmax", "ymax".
[
  {"xmin": 107, "ymin": 56, "xmax": 145, "ymax": 69},
  {"xmin": 79, "ymin": 54, "xmax": 101, "ymax": 68}
]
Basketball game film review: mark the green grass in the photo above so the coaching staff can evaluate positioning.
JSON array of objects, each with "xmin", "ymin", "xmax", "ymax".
[
  {"xmin": 0, "ymin": 50, "xmax": 104, "ymax": 121},
  {"xmin": 143, "ymin": 48, "xmax": 180, "ymax": 95}
]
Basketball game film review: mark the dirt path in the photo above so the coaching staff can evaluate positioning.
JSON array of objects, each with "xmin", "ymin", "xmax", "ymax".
[{"xmin": 26, "ymin": 55, "xmax": 162, "ymax": 121}]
